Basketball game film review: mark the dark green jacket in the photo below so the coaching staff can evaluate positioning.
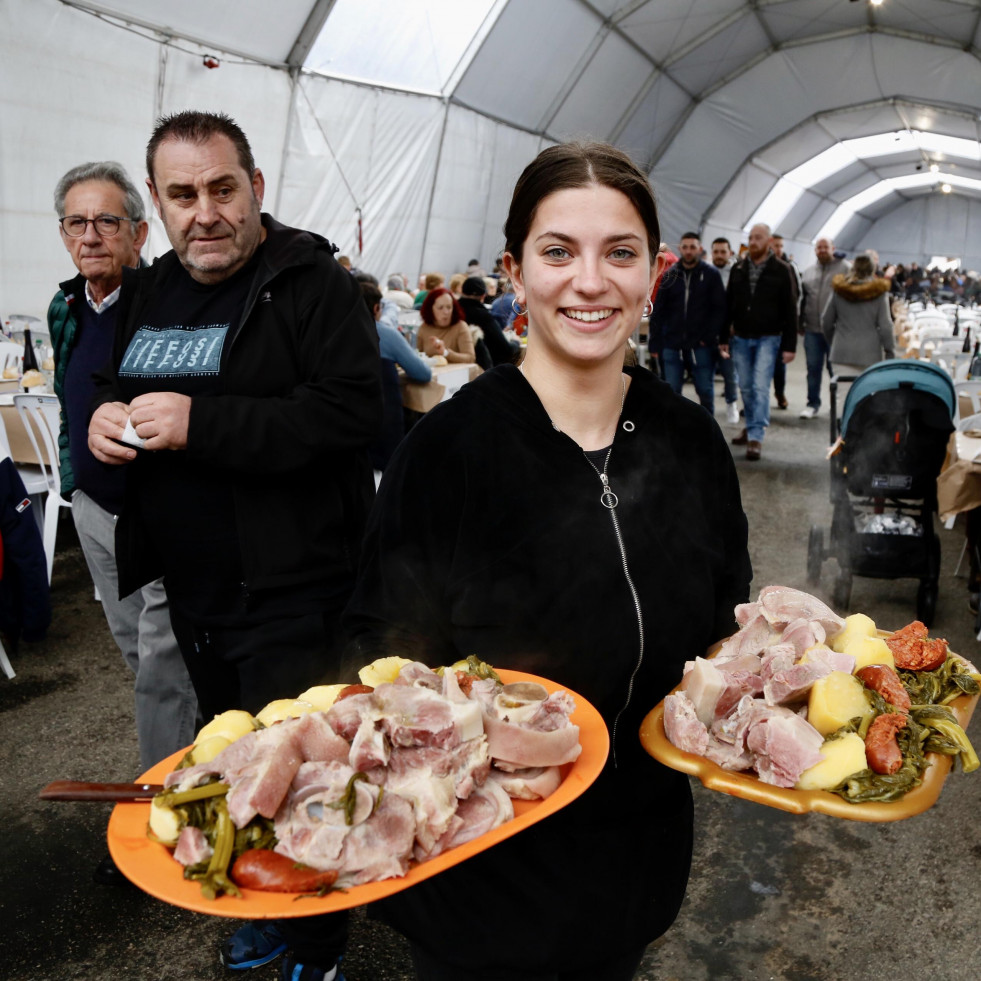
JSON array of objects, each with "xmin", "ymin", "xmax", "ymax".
[{"xmin": 46, "ymin": 272, "xmax": 86, "ymax": 497}]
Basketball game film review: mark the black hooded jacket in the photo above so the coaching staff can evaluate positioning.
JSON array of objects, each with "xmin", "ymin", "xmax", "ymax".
[
  {"xmin": 95, "ymin": 215, "xmax": 382, "ymax": 600},
  {"xmin": 344, "ymin": 363, "xmax": 751, "ymax": 970}
]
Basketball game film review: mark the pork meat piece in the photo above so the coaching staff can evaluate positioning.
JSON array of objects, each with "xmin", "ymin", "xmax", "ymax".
[
  {"xmin": 385, "ymin": 766, "xmax": 460, "ymax": 853},
  {"xmin": 173, "ymin": 826, "xmax": 212, "ymax": 867},
  {"xmin": 662, "ymin": 692, "xmax": 709, "ymax": 756},
  {"xmin": 714, "ymin": 615, "xmax": 773, "ymax": 663},
  {"xmin": 393, "ymin": 661, "xmax": 443, "ymax": 690},
  {"xmin": 802, "ymin": 644, "xmax": 855, "ymax": 674},
  {"xmin": 763, "ymin": 659, "xmax": 833, "ymax": 706},
  {"xmin": 746, "ymin": 708, "xmax": 825, "ymax": 787},
  {"xmin": 779, "ymin": 618, "xmax": 827, "ymax": 656},
  {"xmin": 680, "ymin": 657, "xmax": 726, "ymax": 724},
  {"xmin": 734, "ymin": 601, "xmax": 761, "ymax": 626},
  {"xmin": 760, "ymin": 643, "xmax": 797, "ymax": 682},
  {"xmin": 388, "ymin": 736, "xmax": 490, "ymax": 800},
  {"xmin": 420, "ymin": 779, "xmax": 514, "ymax": 860},
  {"xmin": 337, "ymin": 791, "xmax": 417, "ymax": 884},
  {"xmin": 757, "ymin": 585, "xmax": 845, "ymax": 635},
  {"xmin": 349, "ymin": 716, "xmax": 391, "ymax": 770},
  {"xmin": 487, "ymin": 765, "xmax": 562, "ymax": 801},
  {"xmin": 224, "ymin": 725, "xmax": 303, "ymax": 827},
  {"xmin": 292, "ymin": 712, "xmax": 351, "ymax": 764}
]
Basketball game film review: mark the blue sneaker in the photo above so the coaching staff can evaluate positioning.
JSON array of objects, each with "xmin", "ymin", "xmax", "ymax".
[
  {"xmin": 221, "ymin": 922, "xmax": 288, "ymax": 970},
  {"xmin": 280, "ymin": 955, "xmax": 344, "ymax": 981}
]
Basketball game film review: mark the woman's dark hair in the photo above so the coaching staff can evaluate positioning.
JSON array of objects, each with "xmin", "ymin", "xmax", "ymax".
[
  {"xmin": 851, "ymin": 254, "xmax": 875, "ymax": 279},
  {"xmin": 504, "ymin": 142, "xmax": 660, "ymax": 264},
  {"xmin": 420, "ymin": 287, "xmax": 464, "ymax": 326}
]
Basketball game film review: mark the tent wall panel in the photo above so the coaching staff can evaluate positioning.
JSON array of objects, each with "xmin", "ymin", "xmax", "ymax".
[
  {"xmin": 0, "ymin": 1, "xmax": 161, "ymax": 316},
  {"xmin": 280, "ymin": 77, "xmax": 446, "ymax": 282},
  {"xmin": 549, "ymin": 31, "xmax": 651, "ymax": 141},
  {"xmin": 453, "ymin": 0, "xmax": 599, "ymax": 133}
]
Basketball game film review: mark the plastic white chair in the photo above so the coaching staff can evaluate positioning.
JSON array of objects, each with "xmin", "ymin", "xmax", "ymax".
[
  {"xmin": 0, "ymin": 340, "xmax": 23, "ymax": 376},
  {"xmin": 12, "ymin": 394, "xmax": 71, "ymax": 583}
]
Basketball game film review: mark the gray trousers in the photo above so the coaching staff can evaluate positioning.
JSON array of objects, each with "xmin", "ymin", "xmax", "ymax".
[{"xmin": 72, "ymin": 489, "xmax": 198, "ymax": 770}]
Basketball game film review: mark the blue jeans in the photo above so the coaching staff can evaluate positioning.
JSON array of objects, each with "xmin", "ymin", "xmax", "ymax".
[
  {"xmin": 717, "ymin": 349, "xmax": 738, "ymax": 403},
  {"xmin": 662, "ymin": 345, "xmax": 715, "ymax": 415},
  {"xmin": 803, "ymin": 331, "xmax": 830, "ymax": 409},
  {"xmin": 731, "ymin": 335, "xmax": 781, "ymax": 442}
]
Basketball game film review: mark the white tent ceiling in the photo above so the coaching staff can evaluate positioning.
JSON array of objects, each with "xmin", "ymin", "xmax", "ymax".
[{"xmin": 3, "ymin": 0, "xmax": 981, "ymax": 319}]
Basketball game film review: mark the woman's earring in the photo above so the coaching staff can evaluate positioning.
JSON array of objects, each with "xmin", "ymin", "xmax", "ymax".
[
  {"xmin": 643, "ymin": 299, "xmax": 654, "ymax": 318},
  {"xmin": 511, "ymin": 296, "xmax": 526, "ymax": 315}
]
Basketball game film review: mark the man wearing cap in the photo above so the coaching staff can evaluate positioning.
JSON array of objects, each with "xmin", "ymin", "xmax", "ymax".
[{"xmin": 457, "ymin": 275, "xmax": 519, "ymax": 367}]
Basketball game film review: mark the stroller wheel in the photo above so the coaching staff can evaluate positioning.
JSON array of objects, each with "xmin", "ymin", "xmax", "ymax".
[
  {"xmin": 833, "ymin": 570, "xmax": 852, "ymax": 612},
  {"xmin": 916, "ymin": 579, "xmax": 938, "ymax": 628},
  {"xmin": 807, "ymin": 527, "xmax": 824, "ymax": 585}
]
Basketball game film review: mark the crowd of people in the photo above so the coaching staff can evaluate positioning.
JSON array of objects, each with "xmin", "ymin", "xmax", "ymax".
[{"xmin": 647, "ymin": 225, "xmax": 905, "ymax": 460}]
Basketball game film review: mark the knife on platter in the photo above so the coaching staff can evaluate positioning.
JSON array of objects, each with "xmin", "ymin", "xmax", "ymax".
[{"xmin": 39, "ymin": 780, "xmax": 163, "ymax": 801}]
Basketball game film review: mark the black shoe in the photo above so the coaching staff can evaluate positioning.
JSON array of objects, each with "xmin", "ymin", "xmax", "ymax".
[
  {"xmin": 93, "ymin": 853, "xmax": 133, "ymax": 887},
  {"xmin": 222, "ymin": 923, "xmax": 288, "ymax": 971},
  {"xmin": 775, "ymin": 394, "xmax": 788, "ymax": 409},
  {"xmin": 970, "ymin": 592, "xmax": 979, "ymax": 616}
]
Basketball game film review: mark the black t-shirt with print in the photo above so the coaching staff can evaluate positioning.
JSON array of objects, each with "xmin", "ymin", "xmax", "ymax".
[{"xmin": 117, "ymin": 252, "xmax": 257, "ymax": 623}]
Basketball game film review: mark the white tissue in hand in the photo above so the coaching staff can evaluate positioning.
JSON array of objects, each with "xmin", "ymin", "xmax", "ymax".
[{"xmin": 120, "ymin": 418, "xmax": 146, "ymax": 449}]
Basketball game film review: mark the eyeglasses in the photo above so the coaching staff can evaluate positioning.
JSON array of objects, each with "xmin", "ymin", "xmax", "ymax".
[{"xmin": 59, "ymin": 214, "xmax": 135, "ymax": 238}]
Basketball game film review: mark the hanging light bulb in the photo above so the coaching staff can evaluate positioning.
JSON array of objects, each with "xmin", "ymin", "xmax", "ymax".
[
  {"xmin": 941, "ymin": 183, "xmax": 952, "ymax": 194},
  {"xmin": 929, "ymin": 163, "xmax": 939, "ymax": 173}
]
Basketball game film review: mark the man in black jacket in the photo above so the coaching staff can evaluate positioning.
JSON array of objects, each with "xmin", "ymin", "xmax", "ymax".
[
  {"xmin": 720, "ymin": 223, "xmax": 797, "ymax": 460},
  {"xmin": 88, "ymin": 111, "xmax": 380, "ymax": 979},
  {"xmin": 458, "ymin": 275, "xmax": 519, "ymax": 367},
  {"xmin": 651, "ymin": 232, "xmax": 726, "ymax": 414}
]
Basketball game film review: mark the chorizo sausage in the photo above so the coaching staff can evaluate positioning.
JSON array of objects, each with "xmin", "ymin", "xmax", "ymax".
[
  {"xmin": 885, "ymin": 622, "xmax": 948, "ymax": 671},
  {"xmin": 865, "ymin": 713, "xmax": 907, "ymax": 775},
  {"xmin": 855, "ymin": 665, "xmax": 911, "ymax": 713},
  {"xmin": 230, "ymin": 849, "xmax": 338, "ymax": 893}
]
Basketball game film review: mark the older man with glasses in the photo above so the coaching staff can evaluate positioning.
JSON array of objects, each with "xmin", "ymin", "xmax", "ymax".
[{"xmin": 48, "ymin": 162, "xmax": 198, "ymax": 882}]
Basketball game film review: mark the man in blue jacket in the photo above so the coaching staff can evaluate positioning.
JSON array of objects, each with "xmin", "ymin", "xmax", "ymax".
[{"xmin": 651, "ymin": 232, "xmax": 727, "ymax": 415}]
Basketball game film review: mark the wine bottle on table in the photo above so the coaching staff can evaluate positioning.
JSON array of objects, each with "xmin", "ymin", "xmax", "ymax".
[
  {"xmin": 970, "ymin": 339, "xmax": 981, "ymax": 379},
  {"xmin": 21, "ymin": 328, "xmax": 40, "ymax": 391},
  {"xmin": 962, "ymin": 325, "xmax": 972, "ymax": 354}
]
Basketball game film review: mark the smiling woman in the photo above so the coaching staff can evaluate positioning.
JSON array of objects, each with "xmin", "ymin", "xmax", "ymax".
[{"xmin": 341, "ymin": 142, "xmax": 752, "ymax": 980}]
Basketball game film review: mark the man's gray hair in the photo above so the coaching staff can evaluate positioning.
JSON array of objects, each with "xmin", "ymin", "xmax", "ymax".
[
  {"xmin": 54, "ymin": 161, "xmax": 146, "ymax": 222},
  {"xmin": 386, "ymin": 274, "xmax": 405, "ymax": 291}
]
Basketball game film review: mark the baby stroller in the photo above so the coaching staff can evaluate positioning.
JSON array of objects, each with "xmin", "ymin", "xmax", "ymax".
[{"xmin": 807, "ymin": 359, "xmax": 956, "ymax": 626}]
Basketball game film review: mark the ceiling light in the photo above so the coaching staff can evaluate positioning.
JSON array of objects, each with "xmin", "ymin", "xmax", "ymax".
[
  {"xmin": 941, "ymin": 183, "xmax": 952, "ymax": 193},
  {"xmin": 930, "ymin": 163, "xmax": 939, "ymax": 173}
]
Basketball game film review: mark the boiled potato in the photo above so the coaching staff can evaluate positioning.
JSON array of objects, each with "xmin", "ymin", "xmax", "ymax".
[
  {"xmin": 844, "ymin": 635, "xmax": 895, "ymax": 671},
  {"xmin": 148, "ymin": 798, "xmax": 182, "ymax": 846},
  {"xmin": 795, "ymin": 732, "xmax": 868, "ymax": 790},
  {"xmin": 194, "ymin": 709, "xmax": 257, "ymax": 745},
  {"xmin": 189, "ymin": 735, "xmax": 231, "ymax": 764},
  {"xmin": 807, "ymin": 671, "xmax": 874, "ymax": 736},
  {"xmin": 829, "ymin": 613, "xmax": 877, "ymax": 654},
  {"xmin": 255, "ymin": 698, "xmax": 317, "ymax": 727},
  {"xmin": 359, "ymin": 656, "xmax": 413, "ymax": 687},
  {"xmin": 297, "ymin": 684, "xmax": 348, "ymax": 712}
]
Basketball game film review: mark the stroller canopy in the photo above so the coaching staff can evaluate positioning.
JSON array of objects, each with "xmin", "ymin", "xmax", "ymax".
[{"xmin": 840, "ymin": 359, "xmax": 956, "ymax": 438}]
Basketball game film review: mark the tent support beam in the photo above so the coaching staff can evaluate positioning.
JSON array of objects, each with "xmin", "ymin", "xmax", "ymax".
[
  {"xmin": 418, "ymin": 101, "xmax": 452, "ymax": 278},
  {"xmin": 287, "ymin": 0, "xmax": 338, "ymax": 68}
]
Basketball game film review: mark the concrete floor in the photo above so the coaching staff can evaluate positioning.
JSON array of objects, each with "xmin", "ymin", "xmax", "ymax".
[{"xmin": 3, "ymin": 355, "xmax": 980, "ymax": 981}]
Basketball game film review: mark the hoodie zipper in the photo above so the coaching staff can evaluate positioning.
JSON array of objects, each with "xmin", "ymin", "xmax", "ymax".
[{"xmin": 582, "ymin": 425, "xmax": 645, "ymax": 769}]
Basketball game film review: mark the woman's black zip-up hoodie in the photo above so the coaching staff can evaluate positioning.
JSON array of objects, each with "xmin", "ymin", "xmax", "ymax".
[{"xmin": 344, "ymin": 363, "xmax": 751, "ymax": 972}]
